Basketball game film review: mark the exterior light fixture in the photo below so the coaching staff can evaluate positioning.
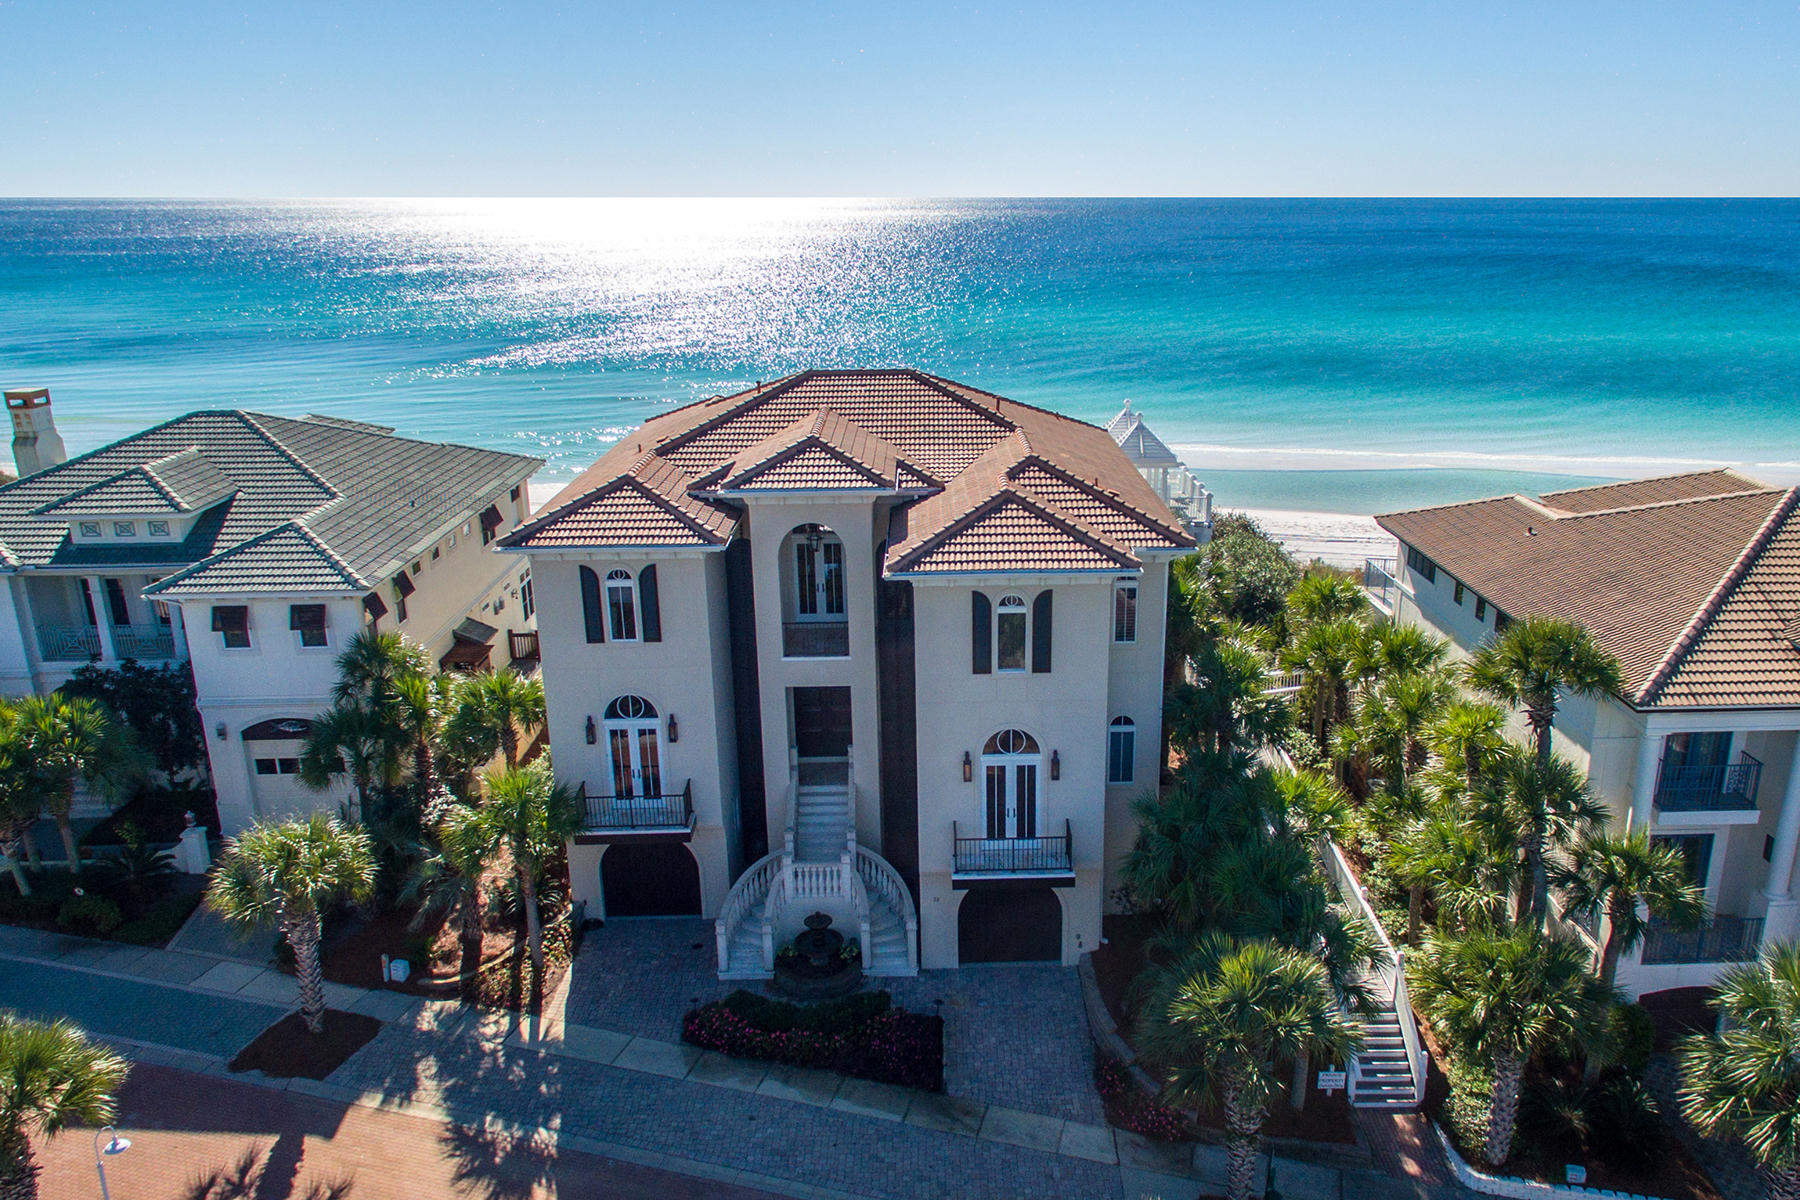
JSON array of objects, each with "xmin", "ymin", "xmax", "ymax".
[
  {"xmin": 806, "ymin": 527, "xmax": 823, "ymax": 553},
  {"xmin": 585, "ymin": 716, "xmax": 597, "ymax": 745},
  {"xmin": 95, "ymin": 1126, "xmax": 131, "ymax": 1200},
  {"xmin": 214, "ymin": 721, "xmax": 227, "ymax": 741},
  {"xmin": 1050, "ymin": 750, "xmax": 1061, "ymax": 780},
  {"xmin": 667, "ymin": 713, "xmax": 679, "ymax": 743},
  {"xmin": 962, "ymin": 750, "xmax": 972, "ymax": 783}
]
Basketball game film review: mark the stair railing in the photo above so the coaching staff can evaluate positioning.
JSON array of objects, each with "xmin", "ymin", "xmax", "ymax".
[{"xmin": 854, "ymin": 844, "xmax": 920, "ymax": 974}]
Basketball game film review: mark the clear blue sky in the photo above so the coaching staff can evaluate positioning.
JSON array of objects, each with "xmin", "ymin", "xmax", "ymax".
[{"xmin": 3, "ymin": 1, "xmax": 1796, "ymax": 196}]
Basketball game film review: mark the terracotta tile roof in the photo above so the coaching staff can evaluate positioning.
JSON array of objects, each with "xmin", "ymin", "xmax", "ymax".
[
  {"xmin": 0, "ymin": 412, "xmax": 539, "ymax": 594},
  {"xmin": 508, "ymin": 370, "xmax": 1194, "ymax": 574},
  {"xmin": 1537, "ymin": 469, "xmax": 1764, "ymax": 514},
  {"xmin": 1376, "ymin": 473, "xmax": 1800, "ymax": 710}
]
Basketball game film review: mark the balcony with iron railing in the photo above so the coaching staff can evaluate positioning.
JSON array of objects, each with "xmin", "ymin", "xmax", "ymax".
[
  {"xmin": 952, "ymin": 819, "xmax": 1074, "ymax": 884},
  {"xmin": 36, "ymin": 623, "xmax": 180, "ymax": 663},
  {"xmin": 577, "ymin": 779, "xmax": 694, "ymax": 838},
  {"xmin": 782, "ymin": 621, "xmax": 849, "ymax": 658},
  {"xmin": 1640, "ymin": 914, "xmax": 1763, "ymax": 966},
  {"xmin": 1655, "ymin": 752, "xmax": 1763, "ymax": 814}
]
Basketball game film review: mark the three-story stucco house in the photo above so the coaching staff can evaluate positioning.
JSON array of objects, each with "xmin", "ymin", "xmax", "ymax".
[
  {"xmin": 1371, "ymin": 470, "xmax": 1800, "ymax": 998},
  {"xmin": 498, "ymin": 369, "xmax": 1198, "ymax": 976},
  {"xmin": 0, "ymin": 388, "xmax": 541, "ymax": 833}
]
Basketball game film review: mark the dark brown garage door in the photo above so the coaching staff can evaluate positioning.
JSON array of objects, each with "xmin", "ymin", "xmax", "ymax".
[
  {"xmin": 957, "ymin": 886, "xmax": 1062, "ymax": 963},
  {"xmin": 601, "ymin": 843, "xmax": 702, "ymax": 917}
]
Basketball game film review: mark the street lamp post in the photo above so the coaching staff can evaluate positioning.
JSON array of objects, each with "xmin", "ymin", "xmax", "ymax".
[{"xmin": 93, "ymin": 1126, "xmax": 130, "ymax": 1200}]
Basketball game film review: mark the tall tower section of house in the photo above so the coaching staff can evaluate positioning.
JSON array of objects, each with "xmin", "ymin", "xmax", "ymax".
[{"xmin": 6, "ymin": 388, "xmax": 68, "ymax": 478}]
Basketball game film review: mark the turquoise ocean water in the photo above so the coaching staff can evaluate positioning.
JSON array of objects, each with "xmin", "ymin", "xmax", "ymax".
[{"xmin": 2, "ymin": 198, "xmax": 1797, "ymax": 513}]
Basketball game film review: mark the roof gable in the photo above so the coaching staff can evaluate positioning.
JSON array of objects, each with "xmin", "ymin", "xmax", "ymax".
[
  {"xmin": 145, "ymin": 521, "xmax": 365, "ymax": 596},
  {"xmin": 888, "ymin": 488, "xmax": 1140, "ymax": 575}
]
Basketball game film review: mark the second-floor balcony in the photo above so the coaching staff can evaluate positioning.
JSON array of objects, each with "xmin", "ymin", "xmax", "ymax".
[
  {"xmin": 1363, "ymin": 557, "xmax": 1402, "ymax": 616},
  {"xmin": 577, "ymin": 779, "xmax": 694, "ymax": 840},
  {"xmin": 36, "ymin": 622, "xmax": 180, "ymax": 663},
  {"xmin": 1640, "ymin": 914, "xmax": 1763, "ymax": 966},
  {"xmin": 782, "ymin": 620, "xmax": 849, "ymax": 658},
  {"xmin": 952, "ymin": 819, "xmax": 1074, "ymax": 885},
  {"xmin": 1655, "ymin": 752, "xmax": 1763, "ymax": 815}
]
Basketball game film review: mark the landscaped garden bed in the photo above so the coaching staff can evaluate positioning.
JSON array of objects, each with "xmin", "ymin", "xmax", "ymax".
[
  {"xmin": 682, "ymin": 989, "xmax": 944, "ymax": 1092},
  {"xmin": 228, "ymin": 1009, "xmax": 383, "ymax": 1080},
  {"xmin": 0, "ymin": 856, "xmax": 204, "ymax": 947}
]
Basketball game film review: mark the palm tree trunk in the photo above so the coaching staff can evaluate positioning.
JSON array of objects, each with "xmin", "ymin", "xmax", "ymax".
[
  {"xmin": 0, "ymin": 1132, "xmax": 37, "ymax": 1200},
  {"xmin": 519, "ymin": 863, "xmax": 544, "ymax": 991},
  {"xmin": 55, "ymin": 812, "xmax": 80, "ymax": 876},
  {"xmin": 1767, "ymin": 1163, "xmax": 1800, "ymax": 1200},
  {"xmin": 18, "ymin": 828, "xmax": 39, "ymax": 870},
  {"xmin": 1222, "ymin": 1079, "xmax": 1264, "ymax": 1200},
  {"xmin": 1517, "ymin": 831, "xmax": 1546, "ymax": 927},
  {"xmin": 1290, "ymin": 1049, "xmax": 1310, "ymax": 1112},
  {"xmin": 1583, "ymin": 925, "xmax": 1627, "ymax": 1085},
  {"xmin": 1407, "ymin": 883, "xmax": 1423, "ymax": 944},
  {"xmin": 459, "ymin": 891, "xmax": 485, "ymax": 991},
  {"xmin": 1484, "ymin": 1051, "xmax": 1522, "ymax": 1168},
  {"xmin": 1528, "ymin": 704, "xmax": 1554, "ymax": 767},
  {"xmin": 0, "ymin": 842, "xmax": 27, "ymax": 896},
  {"xmin": 287, "ymin": 912, "xmax": 329, "ymax": 1034},
  {"xmin": 501, "ymin": 724, "xmax": 519, "ymax": 771}
]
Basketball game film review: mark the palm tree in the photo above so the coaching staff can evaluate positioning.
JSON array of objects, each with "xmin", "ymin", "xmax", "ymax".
[
  {"xmin": 1467, "ymin": 617, "xmax": 1622, "ymax": 768},
  {"xmin": 298, "ymin": 702, "xmax": 407, "ymax": 821},
  {"xmin": 1170, "ymin": 636, "xmax": 1287, "ymax": 758},
  {"xmin": 0, "ymin": 1014, "xmax": 130, "ymax": 1200},
  {"xmin": 401, "ymin": 802, "xmax": 499, "ymax": 983},
  {"xmin": 1411, "ymin": 926, "xmax": 1606, "ymax": 1168},
  {"xmin": 1280, "ymin": 617, "xmax": 1363, "ymax": 748},
  {"xmin": 470, "ymin": 763, "xmax": 580, "ymax": 989},
  {"xmin": 1495, "ymin": 750, "xmax": 1607, "ymax": 927},
  {"xmin": 392, "ymin": 672, "xmax": 455, "ymax": 802},
  {"xmin": 1137, "ymin": 933, "xmax": 1362, "ymax": 1200},
  {"xmin": 447, "ymin": 670, "xmax": 546, "ymax": 771},
  {"xmin": 9, "ymin": 695, "xmax": 145, "ymax": 875},
  {"xmin": 208, "ymin": 814, "xmax": 377, "ymax": 1033},
  {"xmin": 1386, "ymin": 813, "xmax": 1462, "ymax": 944},
  {"xmin": 0, "ymin": 718, "xmax": 39, "ymax": 896},
  {"xmin": 1354, "ymin": 622, "xmax": 1451, "ymax": 687},
  {"xmin": 1678, "ymin": 944, "xmax": 1800, "ymax": 1199},
  {"xmin": 1426, "ymin": 699, "xmax": 1510, "ymax": 795},
  {"xmin": 332, "ymin": 629, "xmax": 430, "ymax": 713},
  {"xmin": 1556, "ymin": 830, "xmax": 1706, "ymax": 994},
  {"xmin": 1335, "ymin": 671, "xmax": 1454, "ymax": 797},
  {"xmin": 1286, "ymin": 574, "xmax": 1366, "ymax": 627}
]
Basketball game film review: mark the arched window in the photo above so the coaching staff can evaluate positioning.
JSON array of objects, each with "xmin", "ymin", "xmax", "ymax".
[
  {"xmin": 606, "ymin": 569, "xmax": 638, "ymax": 641},
  {"xmin": 996, "ymin": 595, "xmax": 1028, "ymax": 672},
  {"xmin": 1107, "ymin": 716, "xmax": 1136, "ymax": 784},
  {"xmin": 602, "ymin": 695, "xmax": 661, "ymax": 797},
  {"xmin": 791, "ymin": 524, "xmax": 846, "ymax": 620},
  {"xmin": 981, "ymin": 728, "xmax": 1040, "ymax": 838}
]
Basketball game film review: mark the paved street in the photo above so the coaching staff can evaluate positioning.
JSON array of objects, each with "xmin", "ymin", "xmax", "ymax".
[{"xmin": 38, "ymin": 1062, "xmax": 788, "ymax": 1200}]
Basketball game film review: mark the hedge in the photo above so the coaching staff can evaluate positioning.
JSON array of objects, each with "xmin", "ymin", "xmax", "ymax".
[{"xmin": 682, "ymin": 990, "xmax": 943, "ymax": 1092}]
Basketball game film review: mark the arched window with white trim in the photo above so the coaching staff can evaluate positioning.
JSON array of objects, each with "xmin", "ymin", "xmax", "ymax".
[
  {"xmin": 995, "ymin": 594, "xmax": 1028, "ymax": 672},
  {"xmin": 981, "ymin": 728, "xmax": 1040, "ymax": 838},
  {"xmin": 605, "ymin": 569, "xmax": 638, "ymax": 641},
  {"xmin": 1107, "ymin": 716, "xmax": 1136, "ymax": 784},
  {"xmin": 603, "ymin": 694, "xmax": 661, "ymax": 798}
]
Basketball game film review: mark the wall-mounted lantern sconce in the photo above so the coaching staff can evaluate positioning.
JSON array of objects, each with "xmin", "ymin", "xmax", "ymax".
[
  {"xmin": 962, "ymin": 750, "xmax": 973, "ymax": 783},
  {"xmin": 1050, "ymin": 750, "xmax": 1061, "ymax": 780},
  {"xmin": 667, "ymin": 713, "xmax": 679, "ymax": 744},
  {"xmin": 214, "ymin": 721, "xmax": 228, "ymax": 742},
  {"xmin": 585, "ymin": 716, "xmax": 597, "ymax": 745}
]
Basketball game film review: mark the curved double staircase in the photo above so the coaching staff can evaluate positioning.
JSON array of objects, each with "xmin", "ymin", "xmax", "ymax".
[{"xmin": 716, "ymin": 761, "xmax": 919, "ymax": 979}]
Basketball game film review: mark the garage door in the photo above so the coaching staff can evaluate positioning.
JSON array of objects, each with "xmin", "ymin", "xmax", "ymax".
[
  {"xmin": 957, "ymin": 886, "xmax": 1062, "ymax": 963},
  {"xmin": 601, "ymin": 842, "xmax": 703, "ymax": 918}
]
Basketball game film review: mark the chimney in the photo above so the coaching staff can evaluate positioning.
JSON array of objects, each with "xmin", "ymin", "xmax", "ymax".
[{"xmin": 6, "ymin": 387, "xmax": 67, "ymax": 478}]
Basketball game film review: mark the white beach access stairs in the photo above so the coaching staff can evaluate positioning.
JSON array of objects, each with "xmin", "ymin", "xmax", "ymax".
[
  {"xmin": 716, "ymin": 750, "xmax": 919, "ymax": 980},
  {"xmin": 1321, "ymin": 839, "xmax": 1427, "ymax": 1109}
]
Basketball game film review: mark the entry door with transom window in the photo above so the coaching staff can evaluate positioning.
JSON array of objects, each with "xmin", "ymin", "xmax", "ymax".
[
  {"xmin": 604, "ymin": 695, "xmax": 662, "ymax": 800},
  {"xmin": 792, "ymin": 527, "xmax": 846, "ymax": 622},
  {"xmin": 983, "ymin": 728, "xmax": 1040, "ymax": 839}
]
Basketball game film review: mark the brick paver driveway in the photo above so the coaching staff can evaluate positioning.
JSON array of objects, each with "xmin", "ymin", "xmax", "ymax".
[
  {"xmin": 562, "ymin": 918, "xmax": 1103, "ymax": 1123},
  {"xmin": 38, "ymin": 1062, "xmax": 785, "ymax": 1200}
]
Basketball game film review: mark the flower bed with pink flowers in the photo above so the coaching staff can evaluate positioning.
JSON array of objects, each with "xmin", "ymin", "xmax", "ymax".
[{"xmin": 681, "ymin": 989, "xmax": 944, "ymax": 1092}]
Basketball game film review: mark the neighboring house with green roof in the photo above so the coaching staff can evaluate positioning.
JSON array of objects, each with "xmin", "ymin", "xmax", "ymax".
[{"xmin": 0, "ymin": 389, "xmax": 541, "ymax": 833}]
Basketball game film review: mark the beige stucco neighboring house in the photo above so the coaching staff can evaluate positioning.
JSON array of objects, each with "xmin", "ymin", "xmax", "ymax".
[
  {"xmin": 0, "ymin": 388, "xmax": 541, "ymax": 834},
  {"xmin": 499, "ymin": 369, "xmax": 1200, "ymax": 977},
  {"xmin": 1372, "ymin": 469, "xmax": 1800, "ymax": 998}
]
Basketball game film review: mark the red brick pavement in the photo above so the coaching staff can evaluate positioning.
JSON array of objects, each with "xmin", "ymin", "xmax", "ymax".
[
  {"xmin": 1353, "ymin": 1108, "xmax": 1457, "ymax": 1189},
  {"xmin": 37, "ymin": 1063, "xmax": 786, "ymax": 1200}
]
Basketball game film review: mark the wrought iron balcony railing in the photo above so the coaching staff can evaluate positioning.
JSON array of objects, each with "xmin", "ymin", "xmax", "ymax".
[
  {"xmin": 1655, "ymin": 752, "xmax": 1763, "ymax": 813},
  {"xmin": 579, "ymin": 779, "xmax": 693, "ymax": 832},
  {"xmin": 782, "ymin": 621, "xmax": 849, "ymax": 658},
  {"xmin": 1640, "ymin": 914, "xmax": 1763, "ymax": 966},
  {"xmin": 952, "ymin": 819, "xmax": 1073, "ymax": 875}
]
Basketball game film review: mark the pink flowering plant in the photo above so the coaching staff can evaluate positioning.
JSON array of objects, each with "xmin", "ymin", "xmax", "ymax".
[{"xmin": 682, "ymin": 989, "xmax": 944, "ymax": 1091}]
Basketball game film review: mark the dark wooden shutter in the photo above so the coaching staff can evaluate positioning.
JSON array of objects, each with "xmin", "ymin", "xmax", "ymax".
[
  {"xmin": 580, "ymin": 566, "xmax": 605, "ymax": 643},
  {"xmin": 639, "ymin": 564, "xmax": 662, "ymax": 642},
  {"xmin": 1031, "ymin": 590, "xmax": 1053, "ymax": 673},
  {"xmin": 971, "ymin": 591, "xmax": 991, "ymax": 674}
]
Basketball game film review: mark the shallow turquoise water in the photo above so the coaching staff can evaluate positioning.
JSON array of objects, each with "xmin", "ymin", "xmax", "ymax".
[{"xmin": 2, "ymin": 198, "xmax": 1796, "ymax": 500}]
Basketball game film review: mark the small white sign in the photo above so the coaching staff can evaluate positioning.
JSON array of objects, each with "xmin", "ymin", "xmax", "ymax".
[
  {"xmin": 1316, "ymin": 1069, "xmax": 1347, "ymax": 1093},
  {"xmin": 1565, "ymin": 1165, "xmax": 1587, "ymax": 1185}
]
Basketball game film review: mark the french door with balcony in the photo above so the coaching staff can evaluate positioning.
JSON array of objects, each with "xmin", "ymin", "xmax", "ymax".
[
  {"xmin": 793, "ymin": 530, "xmax": 845, "ymax": 622},
  {"xmin": 983, "ymin": 728, "xmax": 1040, "ymax": 839},
  {"xmin": 604, "ymin": 695, "xmax": 662, "ymax": 799}
]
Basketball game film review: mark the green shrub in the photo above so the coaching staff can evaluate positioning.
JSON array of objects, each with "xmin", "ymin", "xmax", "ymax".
[
  {"xmin": 1605, "ymin": 1003, "xmax": 1656, "ymax": 1076},
  {"xmin": 1519, "ymin": 1077, "xmax": 1589, "ymax": 1163},
  {"xmin": 1587, "ymin": 1075, "xmax": 1663, "ymax": 1173},
  {"xmin": 1442, "ymin": 1058, "xmax": 1497, "ymax": 1160},
  {"xmin": 57, "ymin": 892, "xmax": 123, "ymax": 936},
  {"xmin": 114, "ymin": 892, "xmax": 202, "ymax": 946},
  {"xmin": 717, "ymin": 989, "xmax": 890, "ymax": 1035}
]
